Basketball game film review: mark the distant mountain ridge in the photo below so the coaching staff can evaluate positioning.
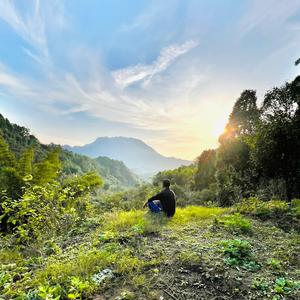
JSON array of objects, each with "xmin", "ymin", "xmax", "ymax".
[
  {"xmin": 64, "ymin": 137, "xmax": 191, "ymax": 178},
  {"xmin": 0, "ymin": 114, "xmax": 140, "ymax": 189}
]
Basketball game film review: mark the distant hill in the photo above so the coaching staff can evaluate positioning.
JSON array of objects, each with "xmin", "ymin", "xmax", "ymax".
[
  {"xmin": 64, "ymin": 137, "xmax": 191, "ymax": 178},
  {"xmin": 0, "ymin": 114, "xmax": 140, "ymax": 189}
]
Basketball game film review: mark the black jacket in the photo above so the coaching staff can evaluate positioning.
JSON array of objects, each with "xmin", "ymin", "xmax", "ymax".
[{"xmin": 148, "ymin": 188, "xmax": 176, "ymax": 217}]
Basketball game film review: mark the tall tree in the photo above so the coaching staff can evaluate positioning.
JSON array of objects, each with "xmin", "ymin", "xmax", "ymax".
[
  {"xmin": 18, "ymin": 148, "xmax": 34, "ymax": 177},
  {"xmin": 33, "ymin": 149, "xmax": 61, "ymax": 185},
  {"xmin": 219, "ymin": 90, "xmax": 260, "ymax": 143},
  {"xmin": 194, "ymin": 150, "xmax": 216, "ymax": 191},
  {"xmin": 0, "ymin": 136, "xmax": 16, "ymax": 168}
]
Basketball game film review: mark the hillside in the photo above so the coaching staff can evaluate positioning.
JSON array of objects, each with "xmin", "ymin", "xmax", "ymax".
[
  {"xmin": 64, "ymin": 137, "xmax": 191, "ymax": 178},
  {"xmin": 1, "ymin": 201, "xmax": 299, "ymax": 299},
  {"xmin": 0, "ymin": 114, "xmax": 139, "ymax": 189}
]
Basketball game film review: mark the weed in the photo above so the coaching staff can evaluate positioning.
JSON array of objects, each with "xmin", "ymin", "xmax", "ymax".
[
  {"xmin": 216, "ymin": 213, "xmax": 252, "ymax": 233},
  {"xmin": 115, "ymin": 290, "xmax": 135, "ymax": 300},
  {"xmin": 236, "ymin": 198, "xmax": 289, "ymax": 219},
  {"xmin": 273, "ymin": 277, "xmax": 300, "ymax": 295},
  {"xmin": 267, "ymin": 258, "xmax": 282, "ymax": 270},
  {"xmin": 291, "ymin": 199, "xmax": 300, "ymax": 216},
  {"xmin": 252, "ymin": 277, "xmax": 269, "ymax": 291},
  {"xmin": 178, "ymin": 251, "xmax": 201, "ymax": 267},
  {"xmin": 67, "ymin": 276, "xmax": 91, "ymax": 299},
  {"xmin": 221, "ymin": 239, "xmax": 261, "ymax": 271},
  {"xmin": 170, "ymin": 206, "xmax": 227, "ymax": 226},
  {"xmin": 38, "ymin": 284, "xmax": 62, "ymax": 300}
]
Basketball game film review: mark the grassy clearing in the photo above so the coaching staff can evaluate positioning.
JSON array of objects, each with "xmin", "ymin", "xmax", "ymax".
[{"xmin": 0, "ymin": 204, "xmax": 299, "ymax": 299}]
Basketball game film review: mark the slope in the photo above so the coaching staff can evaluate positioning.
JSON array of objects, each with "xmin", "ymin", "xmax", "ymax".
[
  {"xmin": 64, "ymin": 137, "xmax": 191, "ymax": 178},
  {"xmin": 1, "ymin": 203, "xmax": 299, "ymax": 299},
  {"xmin": 0, "ymin": 114, "xmax": 140, "ymax": 189}
]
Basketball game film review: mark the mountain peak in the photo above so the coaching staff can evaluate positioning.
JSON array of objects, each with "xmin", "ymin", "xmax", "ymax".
[{"xmin": 64, "ymin": 136, "xmax": 191, "ymax": 178}]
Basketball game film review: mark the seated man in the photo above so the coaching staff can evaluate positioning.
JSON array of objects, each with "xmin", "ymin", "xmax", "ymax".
[{"xmin": 143, "ymin": 179, "xmax": 176, "ymax": 217}]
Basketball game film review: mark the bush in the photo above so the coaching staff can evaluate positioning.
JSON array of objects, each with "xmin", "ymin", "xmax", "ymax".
[
  {"xmin": 291, "ymin": 199, "xmax": 300, "ymax": 216},
  {"xmin": 236, "ymin": 197, "xmax": 289, "ymax": 219}
]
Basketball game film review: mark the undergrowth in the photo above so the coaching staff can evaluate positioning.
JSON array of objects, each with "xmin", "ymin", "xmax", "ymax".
[{"xmin": 0, "ymin": 204, "xmax": 299, "ymax": 300}]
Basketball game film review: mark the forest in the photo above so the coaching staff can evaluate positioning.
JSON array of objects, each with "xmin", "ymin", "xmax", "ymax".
[{"xmin": 0, "ymin": 76, "xmax": 299, "ymax": 299}]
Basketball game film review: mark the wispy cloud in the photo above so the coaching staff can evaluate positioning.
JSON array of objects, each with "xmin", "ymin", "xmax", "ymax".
[
  {"xmin": 239, "ymin": 0, "xmax": 300, "ymax": 35},
  {"xmin": 112, "ymin": 40, "xmax": 198, "ymax": 88},
  {"xmin": 1, "ymin": 1, "xmax": 300, "ymax": 159},
  {"xmin": 0, "ymin": 0, "xmax": 48, "ymax": 57}
]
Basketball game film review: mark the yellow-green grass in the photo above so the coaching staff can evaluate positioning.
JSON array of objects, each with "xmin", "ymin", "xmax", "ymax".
[{"xmin": 95, "ymin": 206, "xmax": 228, "ymax": 242}]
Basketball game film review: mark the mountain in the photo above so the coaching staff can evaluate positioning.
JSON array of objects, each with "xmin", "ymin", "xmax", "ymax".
[
  {"xmin": 0, "ymin": 114, "xmax": 139, "ymax": 189},
  {"xmin": 64, "ymin": 137, "xmax": 191, "ymax": 178}
]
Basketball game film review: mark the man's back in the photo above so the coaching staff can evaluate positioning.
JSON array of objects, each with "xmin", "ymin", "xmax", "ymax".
[
  {"xmin": 159, "ymin": 188, "xmax": 176, "ymax": 217},
  {"xmin": 148, "ymin": 187, "xmax": 176, "ymax": 217}
]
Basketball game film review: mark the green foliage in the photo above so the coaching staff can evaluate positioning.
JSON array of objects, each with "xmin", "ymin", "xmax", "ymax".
[
  {"xmin": 18, "ymin": 148, "xmax": 34, "ymax": 177},
  {"xmin": 177, "ymin": 251, "xmax": 201, "ymax": 267},
  {"xmin": 216, "ymin": 213, "xmax": 252, "ymax": 233},
  {"xmin": 194, "ymin": 149, "xmax": 216, "ymax": 191},
  {"xmin": 32, "ymin": 150, "xmax": 61, "ymax": 185},
  {"xmin": 273, "ymin": 277, "xmax": 300, "ymax": 296},
  {"xmin": 291, "ymin": 198, "xmax": 300, "ymax": 215},
  {"xmin": 221, "ymin": 239, "xmax": 260, "ymax": 271},
  {"xmin": 0, "ymin": 114, "xmax": 139, "ymax": 191},
  {"xmin": 236, "ymin": 198, "xmax": 289, "ymax": 218},
  {"xmin": 267, "ymin": 258, "xmax": 282, "ymax": 270},
  {"xmin": 94, "ymin": 183, "xmax": 158, "ymax": 212},
  {"xmin": 153, "ymin": 165, "xmax": 196, "ymax": 188},
  {"xmin": 0, "ymin": 136, "xmax": 16, "ymax": 168},
  {"xmin": 236, "ymin": 197, "xmax": 300, "ymax": 232}
]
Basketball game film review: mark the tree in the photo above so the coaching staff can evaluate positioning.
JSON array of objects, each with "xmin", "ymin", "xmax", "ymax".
[
  {"xmin": 33, "ymin": 149, "xmax": 61, "ymax": 185},
  {"xmin": 219, "ymin": 90, "xmax": 260, "ymax": 143},
  {"xmin": 262, "ymin": 83, "xmax": 297, "ymax": 122},
  {"xmin": 194, "ymin": 150, "xmax": 216, "ymax": 191},
  {"xmin": 253, "ymin": 82, "xmax": 300, "ymax": 200},
  {"xmin": 18, "ymin": 148, "xmax": 34, "ymax": 177},
  {"xmin": 0, "ymin": 136, "xmax": 16, "ymax": 168}
]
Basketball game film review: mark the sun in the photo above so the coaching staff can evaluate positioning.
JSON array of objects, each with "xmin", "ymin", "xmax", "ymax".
[{"xmin": 212, "ymin": 119, "xmax": 227, "ymax": 138}]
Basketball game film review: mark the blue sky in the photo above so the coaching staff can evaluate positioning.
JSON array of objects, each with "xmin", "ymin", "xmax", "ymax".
[{"xmin": 0, "ymin": 0, "xmax": 300, "ymax": 159}]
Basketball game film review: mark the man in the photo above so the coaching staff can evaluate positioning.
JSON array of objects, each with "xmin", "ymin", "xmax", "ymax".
[{"xmin": 143, "ymin": 179, "xmax": 176, "ymax": 217}]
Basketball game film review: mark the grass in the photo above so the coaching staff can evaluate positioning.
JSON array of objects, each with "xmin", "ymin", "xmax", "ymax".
[{"xmin": 1, "ymin": 204, "xmax": 299, "ymax": 299}]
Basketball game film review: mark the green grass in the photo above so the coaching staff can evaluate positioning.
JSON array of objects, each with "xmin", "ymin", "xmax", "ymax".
[{"xmin": 0, "ymin": 205, "xmax": 299, "ymax": 300}]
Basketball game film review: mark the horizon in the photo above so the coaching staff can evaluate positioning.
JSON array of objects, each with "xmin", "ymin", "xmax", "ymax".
[{"xmin": 1, "ymin": 0, "xmax": 300, "ymax": 160}]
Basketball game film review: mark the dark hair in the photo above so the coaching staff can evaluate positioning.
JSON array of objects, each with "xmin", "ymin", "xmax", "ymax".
[{"xmin": 163, "ymin": 179, "xmax": 170, "ymax": 188}]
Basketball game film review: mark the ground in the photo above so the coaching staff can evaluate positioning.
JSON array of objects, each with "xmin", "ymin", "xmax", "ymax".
[{"xmin": 0, "ymin": 205, "xmax": 299, "ymax": 300}]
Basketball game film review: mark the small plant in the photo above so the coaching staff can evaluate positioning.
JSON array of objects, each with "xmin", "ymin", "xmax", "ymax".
[
  {"xmin": 221, "ymin": 239, "xmax": 260, "ymax": 271},
  {"xmin": 252, "ymin": 277, "xmax": 269, "ymax": 291},
  {"xmin": 115, "ymin": 290, "xmax": 135, "ymax": 300},
  {"xmin": 216, "ymin": 213, "xmax": 252, "ymax": 233},
  {"xmin": 267, "ymin": 258, "xmax": 282, "ymax": 270},
  {"xmin": 291, "ymin": 199, "xmax": 300, "ymax": 216},
  {"xmin": 273, "ymin": 277, "xmax": 300, "ymax": 295},
  {"xmin": 38, "ymin": 284, "xmax": 62, "ymax": 300},
  {"xmin": 178, "ymin": 251, "xmax": 201, "ymax": 267},
  {"xmin": 67, "ymin": 276, "xmax": 90, "ymax": 299}
]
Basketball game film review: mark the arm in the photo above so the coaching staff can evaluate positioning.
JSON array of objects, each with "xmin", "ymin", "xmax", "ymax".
[{"xmin": 143, "ymin": 192, "xmax": 162, "ymax": 208}]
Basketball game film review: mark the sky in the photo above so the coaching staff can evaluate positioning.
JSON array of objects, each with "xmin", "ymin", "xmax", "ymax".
[{"xmin": 0, "ymin": 0, "xmax": 300, "ymax": 160}]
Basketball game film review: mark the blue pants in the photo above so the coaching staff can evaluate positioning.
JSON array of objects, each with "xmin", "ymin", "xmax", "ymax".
[{"xmin": 148, "ymin": 201, "xmax": 162, "ymax": 213}]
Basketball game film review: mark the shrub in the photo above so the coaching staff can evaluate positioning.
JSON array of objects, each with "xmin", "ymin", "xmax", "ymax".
[
  {"xmin": 236, "ymin": 197, "xmax": 289, "ymax": 219},
  {"xmin": 291, "ymin": 199, "xmax": 300, "ymax": 216}
]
